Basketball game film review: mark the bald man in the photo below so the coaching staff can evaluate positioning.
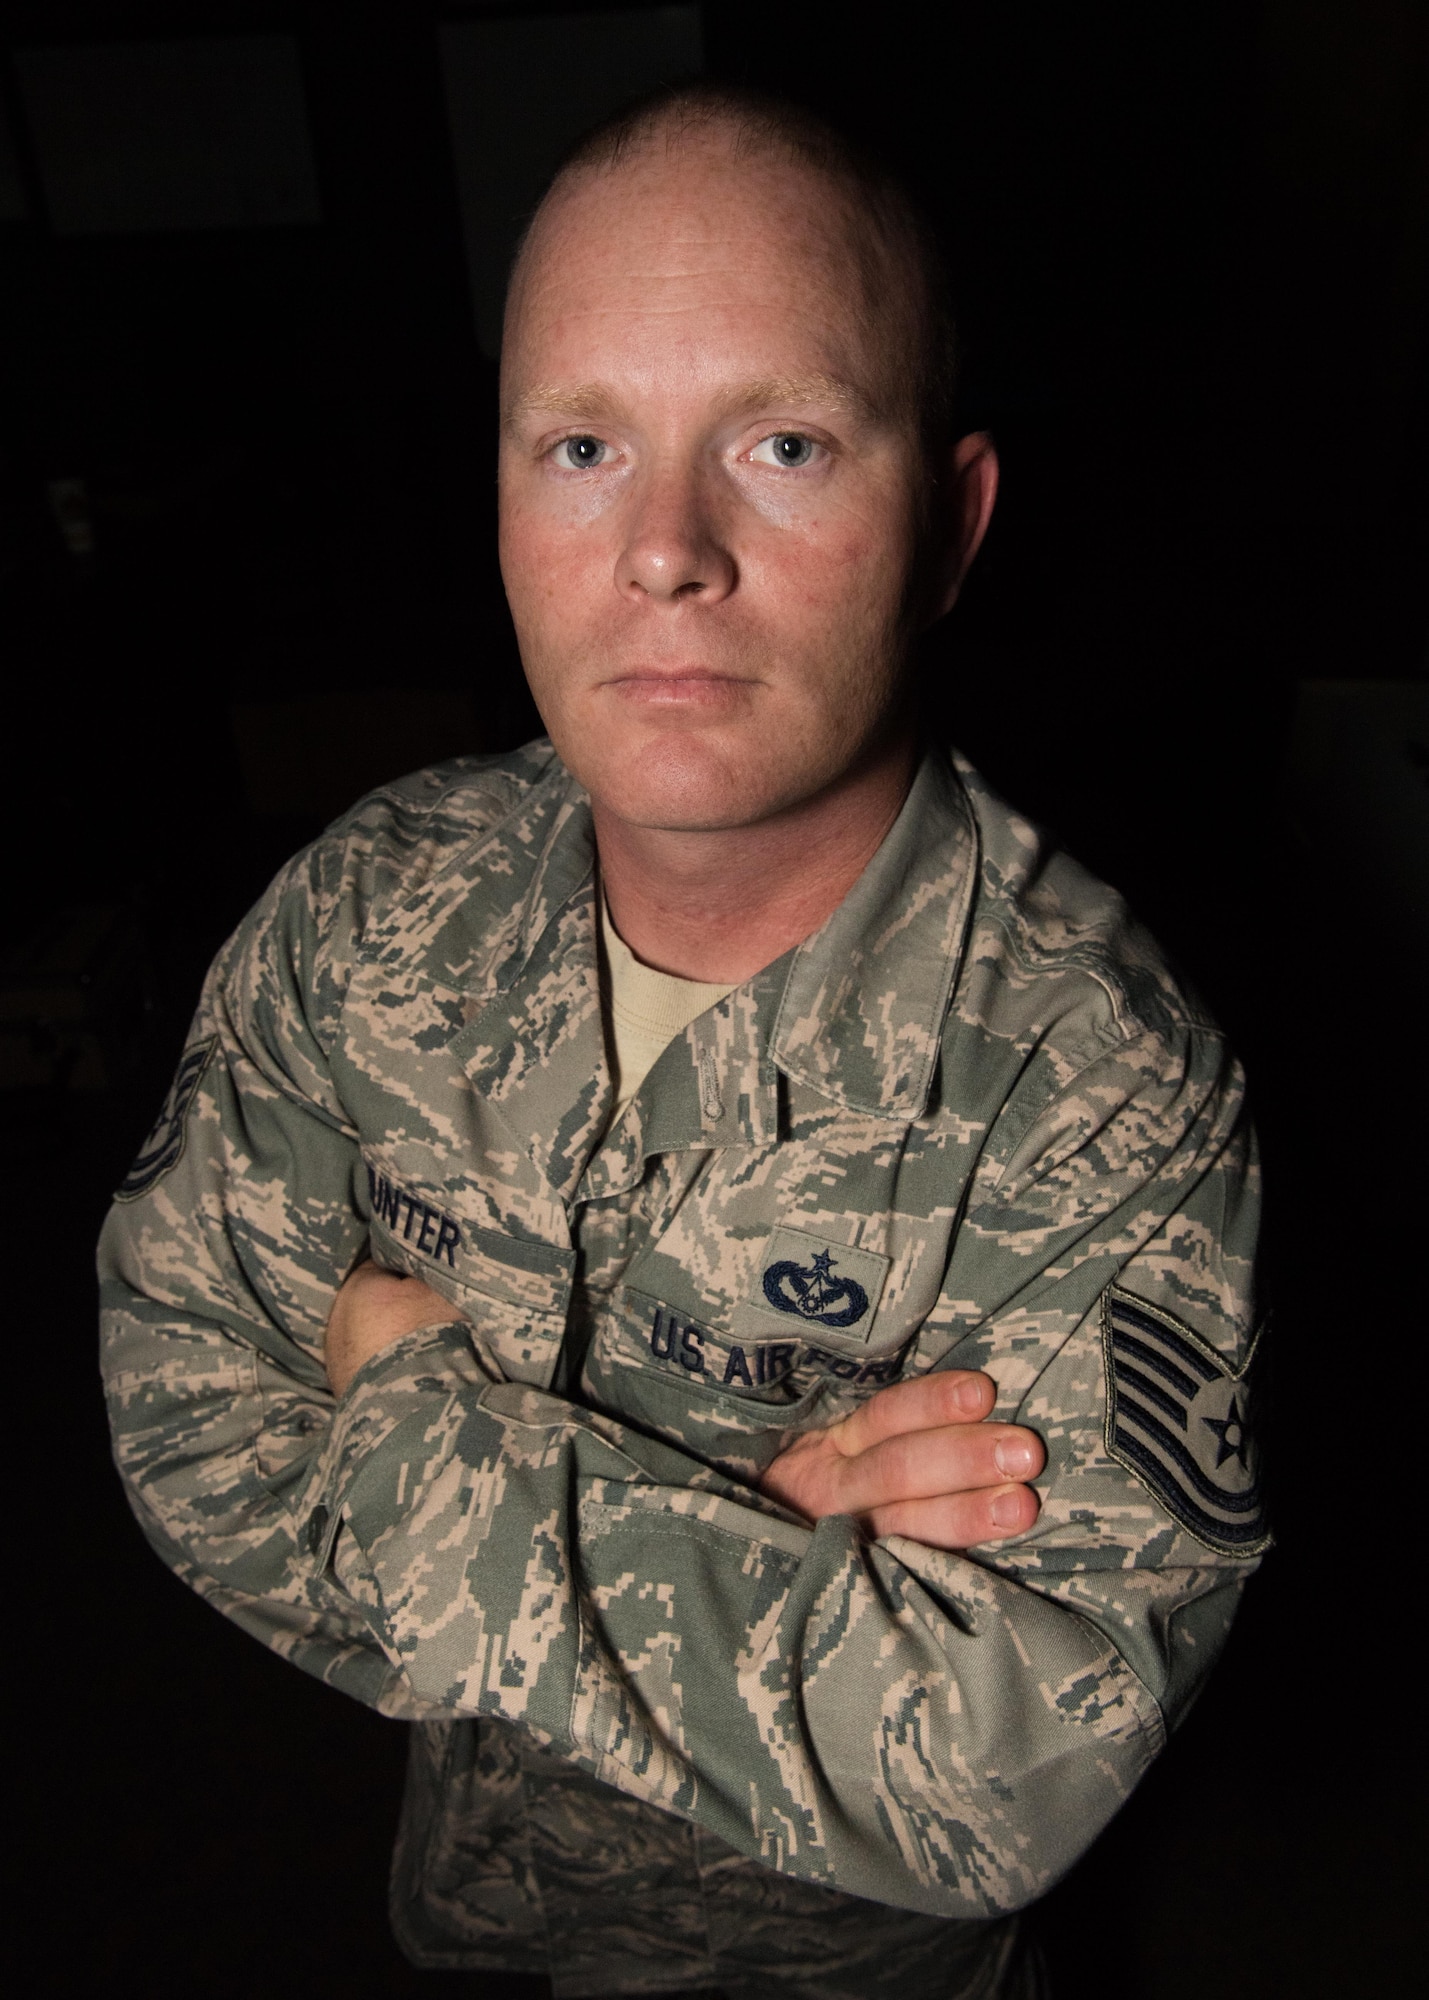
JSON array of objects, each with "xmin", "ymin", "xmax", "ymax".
[{"xmin": 101, "ymin": 86, "xmax": 1265, "ymax": 2000}]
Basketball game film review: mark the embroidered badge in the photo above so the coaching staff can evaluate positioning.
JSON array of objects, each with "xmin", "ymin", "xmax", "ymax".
[
  {"xmin": 750, "ymin": 1226, "xmax": 889, "ymax": 1342},
  {"xmin": 1103, "ymin": 1288, "xmax": 1270, "ymax": 1557},
  {"xmin": 763, "ymin": 1249, "xmax": 867, "ymax": 1327},
  {"xmin": 115, "ymin": 1036, "xmax": 216, "ymax": 1202}
]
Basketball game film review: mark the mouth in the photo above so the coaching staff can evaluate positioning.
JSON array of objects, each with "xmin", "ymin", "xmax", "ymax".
[{"xmin": 602, "ymin": 668, "xmax": 755, "ymax": 706}]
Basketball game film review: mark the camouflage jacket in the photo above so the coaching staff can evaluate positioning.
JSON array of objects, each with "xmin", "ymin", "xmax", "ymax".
[{"xmin": 99, "ymin": 742, "xmax": 1265, "ymax": 1992}]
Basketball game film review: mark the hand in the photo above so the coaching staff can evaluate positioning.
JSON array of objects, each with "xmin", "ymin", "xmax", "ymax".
[
  {"xmin": 759, "ymin": 1370, "xmax": 1044, "ymax": 1550},
  {"xmin": 325, "ymin": 1261, "xmax": 461, "ymax": 1398}
]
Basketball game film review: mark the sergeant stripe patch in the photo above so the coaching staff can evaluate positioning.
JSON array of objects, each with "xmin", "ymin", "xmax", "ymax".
[
  {"xmin": 1102, "ymin": 1289, "xmax": 1270, "ymax": 1557},
  {"xmin": 114, "ymin": 1036, "xmax": 216, "ymax": 1202}
]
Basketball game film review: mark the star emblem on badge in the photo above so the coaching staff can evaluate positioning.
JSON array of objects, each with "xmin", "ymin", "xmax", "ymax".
[{"xmin": 1202, "ymin": 1393, "xmax": 1249, "ymax": 1471}]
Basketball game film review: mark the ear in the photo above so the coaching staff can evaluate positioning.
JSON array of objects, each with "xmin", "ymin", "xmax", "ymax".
[{"xmin": 925, "ymin": 432, "xmax": 999, "ymax": 624}]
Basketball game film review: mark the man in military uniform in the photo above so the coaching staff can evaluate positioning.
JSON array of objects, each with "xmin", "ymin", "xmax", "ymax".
[{"xmin": 100, "ymin": 87, "xmax": 1265, "ymax": 2000}]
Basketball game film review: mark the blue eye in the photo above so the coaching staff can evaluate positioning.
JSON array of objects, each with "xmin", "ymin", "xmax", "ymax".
[
  {"xmin": 751, "ymin": 433, "xmax": 819, "ymax": 468},
  {"xmin": 555, "ymin": 436, "xmax": 607, "ymax": 469}
]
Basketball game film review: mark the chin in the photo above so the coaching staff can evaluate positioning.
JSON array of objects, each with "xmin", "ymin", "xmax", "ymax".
[{"xmin": 571, "ymin": 728, "xmax": 798, "ymax": 833}]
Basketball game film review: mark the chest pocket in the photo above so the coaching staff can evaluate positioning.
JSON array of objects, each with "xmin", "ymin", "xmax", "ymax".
[
  {"xmin": 582, "ymin": 1288, "xmax": 836, "ymax": 1482},
  {"xmin": 363, "ymin": 1157, "xmax": 574, "ymax": 1386},
  {"xmin": 583, "ymin": 1196, "xmax": 956, "ymax": 1472}
]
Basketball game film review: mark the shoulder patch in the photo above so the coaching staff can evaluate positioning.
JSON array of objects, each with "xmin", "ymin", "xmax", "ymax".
[
  {"xmin": 115, "ymin": 1036, "xmax": 216, "ymax": 1202},
  {"xmin": 1103, "ymin": 1288, "xmax": 1270, "ymax": 1558}
]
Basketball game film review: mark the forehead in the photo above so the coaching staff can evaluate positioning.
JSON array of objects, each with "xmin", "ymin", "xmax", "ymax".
[{"xmin": 503, "ymin": 138, "xmax": 900, "ymax": 407}]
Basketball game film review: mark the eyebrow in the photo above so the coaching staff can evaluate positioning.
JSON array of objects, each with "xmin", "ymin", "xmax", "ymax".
[
  {"xmin": 721, "ymin": 374, "xmax": 878, "ymax": 420},
  {"xmin": 505, "ymin": 372, "xmax": 881, "ymax": 432},
  {"xmin": 505, "ymin": 384, "xmax": 622, "ymax": 430}
]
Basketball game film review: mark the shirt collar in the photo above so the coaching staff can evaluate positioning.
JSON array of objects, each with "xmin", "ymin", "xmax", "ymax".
[
  {"xmin": 769, "ymin": 747, "xmax": 980, "ymax": 1119},
  {"xmin": 436, "ymin": 757, "xmax": 608, "ymax": 1206},
  {"xmin": 580, "ymin": 965, "xmax": 785, "ymax": 1199},
  {"xmin": 360, "ymin": 745, "xmax": 593, "ymax": 1005},
  {"xmin": 443, "ymin": 743, "xmax": 977, "ymax": 1204},
  {"xmin": 584, "ymin": 746, "xmax": 979, "ymax": 1143}
]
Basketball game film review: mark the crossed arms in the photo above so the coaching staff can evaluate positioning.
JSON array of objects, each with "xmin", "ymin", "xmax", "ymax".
[
  {"xmin": 100, "ymin": 812, "xmax": 1260, "ymax": 1919},
  {"xmin": 326, "ymin": 1260, "xmax": 1046, "ymax": 1550}
]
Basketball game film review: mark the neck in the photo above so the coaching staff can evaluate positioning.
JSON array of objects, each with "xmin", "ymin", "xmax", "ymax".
[{"xmin": 593, "ymin": 734, "xmax": 919, "ymax": 982}]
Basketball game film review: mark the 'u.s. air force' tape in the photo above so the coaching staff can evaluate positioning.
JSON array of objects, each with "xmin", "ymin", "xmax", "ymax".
[
  {"xmin": 643, "ymin": 1301, "xmax": 909, "ymax": 1389},
  {"xmin": 115, "ymin": 1036, "xmax": 216, "ymax": 1202},
  {"xmin": 1102, "ymin": 1287, "xmax": 1270, "ymax": 1557}
]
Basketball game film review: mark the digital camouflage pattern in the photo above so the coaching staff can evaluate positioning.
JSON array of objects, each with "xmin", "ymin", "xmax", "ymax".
[{"xmin": 99, "ymin": 743, "xmax": 1265, "ymax": 1997}]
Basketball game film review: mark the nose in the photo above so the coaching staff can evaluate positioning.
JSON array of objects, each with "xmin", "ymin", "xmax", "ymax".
[{"xmin": 616, "ymin": 463, "xmax": 736, "ymax": 604}]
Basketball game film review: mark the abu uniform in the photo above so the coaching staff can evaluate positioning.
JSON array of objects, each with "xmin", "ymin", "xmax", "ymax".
[{"xmin": 99, "ymin": 741, "xmax": 1266, "ymax": 1998}]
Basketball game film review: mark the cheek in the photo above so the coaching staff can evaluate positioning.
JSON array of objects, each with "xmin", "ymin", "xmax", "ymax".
[
  {"xmin": 500, "ymin": 501, "xmax": 601, "ymax": 628},
  {"xmin": 761, "ymin": 513, "xmax": 912, "ymax": 628}
]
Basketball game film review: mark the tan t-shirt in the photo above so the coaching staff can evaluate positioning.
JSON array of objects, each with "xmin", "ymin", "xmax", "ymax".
[{"xmin": 599, "ymin": 893, "xmax": 734, "ymax": 1118}]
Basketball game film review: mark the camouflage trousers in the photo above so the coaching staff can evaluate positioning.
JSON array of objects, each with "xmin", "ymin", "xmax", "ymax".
[{"xmin": 391, "ymin": 1720, "xmax": 1049, "ymax": 1998}]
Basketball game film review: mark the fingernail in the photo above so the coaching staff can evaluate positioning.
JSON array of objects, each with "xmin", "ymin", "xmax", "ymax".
[
  {"xmin": 990, "ymin": 1490, "xmax": 1025, "ymax": 1529},
  {"xmin": 954, "ymin": 1376, "xmax": 986, "ymax": 1413},
  {"xmin": 995, "ymin": 1438, "xmax": 1034, "ymax": 1477}
]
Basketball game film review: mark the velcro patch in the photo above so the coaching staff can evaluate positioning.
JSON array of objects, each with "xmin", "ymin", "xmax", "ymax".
[
  {"xmin": 1103, "ymin": 1289, "xmax": 1270, "ymax": 1557},
  {"xmin": 747, "ymin": 1226, "xmax": 890, "ymax": 1344},
  {"xmin": 115, "ymin": 1036, "xmax": 216, "ymax": 1202}
]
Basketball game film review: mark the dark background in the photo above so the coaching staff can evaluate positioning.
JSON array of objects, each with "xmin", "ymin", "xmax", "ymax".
[{"xmin": 2, "ymin": 3, "xmax": 1425, "ymax": 1995}]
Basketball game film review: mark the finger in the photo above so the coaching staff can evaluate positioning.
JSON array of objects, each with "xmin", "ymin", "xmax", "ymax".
[
  {"xmin": 829, "ymin": 1370, "xmax": 996, "ymax": 1458},
  {"xmin": 835, "ymin": 1421, "xmax": 1045, "ymax": 1516},
  {"xmin": 862, "ymin": 1480, "xmax": 1041, "ymax": 1551}
]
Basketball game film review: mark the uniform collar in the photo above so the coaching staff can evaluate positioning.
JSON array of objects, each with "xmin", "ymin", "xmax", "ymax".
[
  {"xmin": 433, "ymin": 756, "xmax": 607, "ymax": 1206},
  {"xmin": 438, "ymin": 743, "xmax": 976, "ymax": 1205},
  {"xmin": 579, "ymin": 965, "xmax": 785, "ymax": 1199},
  {"xmin": 359, "ymin": 744, "xmax": 592, "ymax": 1005},
  {"xmin": 769, "ymin": 748, "xmax": 979, "ymax": 1119},
  {"xmin": 580, "ymin": 746, "xmax": 979, "ymax": 1195}
]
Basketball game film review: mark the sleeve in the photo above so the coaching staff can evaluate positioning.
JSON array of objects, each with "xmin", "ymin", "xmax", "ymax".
[
  {"xmin": 98, "ymin": 841, "xmax": 444, "ymax": 1714},
  {"xmin": 909, "ymin": 1013, "xmax": 1267, "ymax": 1732}
]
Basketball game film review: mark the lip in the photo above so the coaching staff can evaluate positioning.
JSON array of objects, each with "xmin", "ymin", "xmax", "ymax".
[{"xmin": 603, "ymin": 668, "xmax": 754, "ymax": 704}]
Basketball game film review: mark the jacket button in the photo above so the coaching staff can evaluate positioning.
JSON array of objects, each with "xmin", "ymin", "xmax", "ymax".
[{"xmin": 306, "ymin": 1505, "xmax": 330, "ymax": 1556}]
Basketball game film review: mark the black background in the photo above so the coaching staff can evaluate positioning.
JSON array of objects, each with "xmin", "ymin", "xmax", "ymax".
[{"xmin": 2, "ymin": 3, "xmax": 1426, "ymax": 1995}]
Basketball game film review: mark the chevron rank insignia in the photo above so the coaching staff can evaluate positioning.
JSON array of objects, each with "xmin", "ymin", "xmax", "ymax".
[
  {"xmin": 1102, "ymin": 1288, "xmax": 1270, "ymax": 1557},
  {"xmin": 115, "ymin": 1036, "xmax": 216, "ymax": 1202}
]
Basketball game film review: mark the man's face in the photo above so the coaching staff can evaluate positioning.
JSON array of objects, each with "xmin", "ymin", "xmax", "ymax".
[{"xmin": 498, "ymin": 137, "xmax": 940, "ymax": 834}]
